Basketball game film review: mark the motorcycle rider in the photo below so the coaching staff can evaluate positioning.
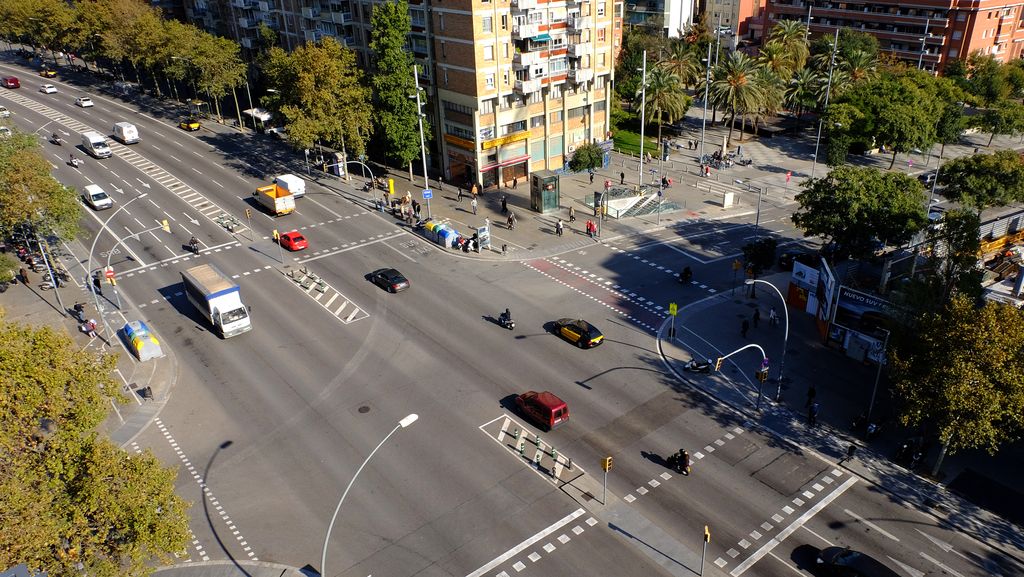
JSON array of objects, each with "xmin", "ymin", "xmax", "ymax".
[
  {"xmin": 69, "ymin": 153, "xmax": 78, "ymax": 165},
  {"xmin": 52, "ymin": 132, "xmax": 61, "ymax": 144},
  {"xmin": 679, "ymin": 449, "xmax": 691, "ymax": 475},
  {"xmin": 680, "ymin": 266, "xmax": 692, "ymax": 283},
  {"xmin": 189, "ymin": 236, "xmax": 199, "ymax": 253},
  {"xmin": 499, "ymin": 308, "xmax": 512, "ymax": 325}
]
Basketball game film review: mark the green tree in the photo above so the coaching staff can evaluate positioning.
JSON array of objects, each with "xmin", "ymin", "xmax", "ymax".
[
  {"xmin": 889, "ymin": 296, "xmax": 1024, "ymax": 476},
  {"xmin": 757, "ymin": 40, "xmax": 795, "ymax": 82},
  {"xmin": 767, "ymin": 19, "xmax": 809, "ymax": 71},
  {"xmin": 741, "ymin": 238, "xmax": 777, "ymax": 276},
  {"xmin": 792, "ymin": 165, "xmax": 927, "ymax": 259},
  {"xmin": 261, "ymin": 37, "xmax": 373, "ymax": 155},
  {"xmin": 0, "ymin": 131, "xmax": 80, "ymax": 239},
  {"xmin": 785, "ymin": 68, "xmax": 819, "ymax": 118},
  {"xmin": 938, "ymin": 149, "xmax": 1024, "ymax": 210},
  {"xmin": 974, "ymin": 99, "xmax": 1024, "ymax": 146},
  {"xmin": 660, "ymin": 41, "xmax": 700, "ymax": 89},
  {"xmin": 568, "ymin": 142, "xmax": 604, "ymax": 172},
  {"xmin": 640, "ymin": 67, "xmax": 690, "ymax": 152},
  {"xmin": 369, "ymin": 0, "xmax": 428, "ymax": 173},
  {"xmin": 709, "ymin": 51, "xmax": 763, "ymax": 145},
  {"xmin": 0, "ymin": 316, "xmax": 191, "ymax": 577}
]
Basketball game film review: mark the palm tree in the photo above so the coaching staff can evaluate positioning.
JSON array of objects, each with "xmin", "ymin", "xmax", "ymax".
[
  {"xmin": 750, "ymin": 68, "xmax": 786, "ymax": 135},
  {"xmin": 661, "ymin": 42, "xmax": 701, "ymax": 90},
  {"xmin": 786, "ymin": 68, "xmax": 819, "ymax": 119},
  {"xmin": 840, "ymin": 49, "xmax": 877, "ymax": 83},
  {"xmin": 768, "ymin": 19, "xmax": 810, "ymax": 71},
  {"xmin": 709, "ymin": 52, "xmax": 764, "ymax": 144},
  {"xmin": 758, "ymin": 40, "xmax": 794, "ymax": 81},
  {"xmin": 639, "ymin": 67, "xmax": 691, "ymax": 156}
]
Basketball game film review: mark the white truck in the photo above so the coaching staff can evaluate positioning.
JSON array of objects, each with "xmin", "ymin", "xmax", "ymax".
[
  {"xmin": 180, "ymin": 263, "xmax": 252, "ymax": 338},
  {"xmin": 113, "ymin": 122, "xmax": 139, "ymax": 144},
  {"xmin": 273, "ymin": 173, "xmax": 306, "ymax": 198},
  {"xmin": 81, "ymin": 130, "xmax": 112, "ymax": 158}
]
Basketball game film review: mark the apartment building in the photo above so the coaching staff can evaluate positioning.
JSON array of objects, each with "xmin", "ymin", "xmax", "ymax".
[
  {"xmin": 764, "ymin": 0, "xmax": 1024, "ymax": 72},
  {"xmin": 623, "ymin": 0, "xmax": 697, "ymax": 38},
  {"xmin": 182, "ymin": 0, "xmax": 622, "ymax": 189}
]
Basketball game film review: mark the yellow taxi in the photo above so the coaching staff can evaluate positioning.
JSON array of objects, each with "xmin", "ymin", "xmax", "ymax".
[
  {"xmin": 553, "ymin": 318, "xmax": 604, "ymax": 348},
  {"xmin": 39, "ymin": 68, "xmax": 57, "ymax": 78},
  {"xmin": 179, "ymin": 117, "xmax": 201, "ymax": 131}
]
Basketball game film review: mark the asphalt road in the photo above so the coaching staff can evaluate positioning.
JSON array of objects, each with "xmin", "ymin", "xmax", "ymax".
[{"xmin": 2, "ymin": 60, "xmax": 1018, "ymax": 577}]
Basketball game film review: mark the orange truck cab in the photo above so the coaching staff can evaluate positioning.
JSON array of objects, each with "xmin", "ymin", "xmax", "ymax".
[{"xmin": 515, "ymin": 391, "xmax": 569, "ymax": 431}]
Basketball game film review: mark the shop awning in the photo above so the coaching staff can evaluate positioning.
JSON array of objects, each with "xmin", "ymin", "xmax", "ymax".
[{"xmin": 532, "ymin": 33, "xmax": 552, "ymax": 42}]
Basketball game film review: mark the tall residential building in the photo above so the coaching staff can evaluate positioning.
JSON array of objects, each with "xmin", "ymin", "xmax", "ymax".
[
  {"xmin": 182, "ymin": 0, "xmax": 622, "ymax": 189},
  {"xmin": 623, "ymin": 0, "xmax": 696, "ymax": 38},
  {"xmin": 764, "ymin": 0, "xmax": 1024, "ymax": 72}
]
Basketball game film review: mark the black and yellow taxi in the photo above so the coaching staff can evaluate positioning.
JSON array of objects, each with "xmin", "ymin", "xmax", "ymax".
[
  {"xmin": 39, "ymin": 68, "xmax": 57, "ymax": 78},
  {"xmin": 553, "ymin": 318, "xmax": 604, "ymax": 348},
  {"xmin": 178, "ymin": 116, "xmax": 201, "ymax": 131}
]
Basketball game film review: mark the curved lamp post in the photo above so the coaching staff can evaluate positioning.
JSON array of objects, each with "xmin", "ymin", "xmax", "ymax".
[
  {"xmin": 745, "ymin": 279, "xmax": 788, "ymax": 401},
  {"xmin": 86, "ymin": 193, "xmax": 148, "ymax": 341},
  {"xmin": 320, "ymin": 413, "xmax": 419, "ymax": 577}
]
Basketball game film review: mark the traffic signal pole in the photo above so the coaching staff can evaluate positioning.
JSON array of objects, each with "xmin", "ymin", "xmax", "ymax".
[{"xmin": 712, "ymin": 343, "xmax": 770, "ymax": 410}]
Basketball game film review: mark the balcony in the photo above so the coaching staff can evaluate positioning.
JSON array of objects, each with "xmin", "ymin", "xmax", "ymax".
[
  {"xmin": 231, "ymin": 0, "xmax": 256, "ymax": 8},
  {"xmin": 567, "ymin": 16, "xmax": 586, "ymax": 31},
  {"xmin": 304, "ymin": 29, "xmax": 326, "ymax": 42},
  {"xmin": 302, "ymin": 7, "xmax": 321, "ymax": 18},
  {"xmin": 515, "ymin": 78, "xmax": 543, "ymax": 94},
  {"xmin": 569, "ymin": 68, "xmax": 594, "ymax": 83},
  {"xmin": 321, "ymin": 9, "xmax": 352, "ymax": 23},
  {"xmin": 512, "ymin": 0, "xmax": 538, "ymax": 9},
  {"xmin": 513, "ymin": 50, "xmax": 543, "ymax": 69},
  {"xmin": 238, "ymin": 16, "xmax": 258, "ymax": 28},
  {"xmin": 257, "ymin": 1, "xmax": 270, "ymax": 11},
  {"xmin": 512, "ymin": 23, "xmax": 541, "ymax": 38},
  {"xmin": 569, "ymin": 42, "xmax": 591, "ymax": 57}
]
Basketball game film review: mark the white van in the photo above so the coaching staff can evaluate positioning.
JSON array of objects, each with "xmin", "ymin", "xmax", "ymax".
[
  {"xmin": 113, "ymin": 122, "xmax": 139, "ymax": 144},
  {"xmin": 82, "ymin": 184, "xmax": 113, "ymax": 210},
  {"xmin": 81, "ymin": 131, "xmax": 112, "ymax": 158}
]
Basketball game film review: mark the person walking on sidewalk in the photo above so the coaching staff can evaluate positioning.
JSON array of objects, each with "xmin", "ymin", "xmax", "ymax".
[
  {"xmin": 471, "ymin": 197, "xmax": 478, "ymax": 215},
  {"xmin": 457, "ymin": 186, "xmax": 464, "ymax": 202},
  {"xmin": 512, "ymin": 177, "xmax": 518, "ymax": 190},
  {"xmin": 741, "ymin": 319, "xmax": 749, "ymax": 338},
  {"xmin": 805, "ymin": 384, "xmax": 817, "ymax": 408},
  {"xmin": 620, "ymin": 171, "xmax": 625, "ymax": 185},
  {"xmin": 769, "ymin": 306, "xmax": 779, "ymax": 327},
  {"xmin": 568, "ymin": 205, "xmax": 576, "ymax": 222},
  {"xmin": 589, "ymin": 170, "xmax": 595, "ymax": 185},
  {"xmin": 437, "ymin": 175, "xmax": 444, "ymax": 192},
  {"xmin": 556, "ymin": 219, "xmax": 564, "ymax": 237},
  {"xmin": 501, "ymin": 195, "xmax": 508, "ymax": 214},
  {"xmin": 808, "ymin": 402, "xmax": 820, "ymax": 427},
  {"xmin": 752, "ymin": 308, "xmax": 761, "ymax": 328}
]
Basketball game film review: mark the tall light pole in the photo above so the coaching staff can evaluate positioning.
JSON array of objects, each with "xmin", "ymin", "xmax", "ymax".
[
  {"xmin": 745, "ymin": 279, "xmax": 789, "ymax": 401},
  {"xmin": 810, "ymin": 27, "xmax": 839, "ymax": 180},
  {"xmin": 321, "ymin": 414, "xmax": 419, "ymax": 577},
  {"xmin": 105, "ymin": 220, "xmax": 170, "ymax": 311},
  {"xmin": 866, "ymin": 329, "xmax": 891, "ymax": 424},
  {"xmin": 637, "ymin": 50, "xmax": 647, "ymax": 188},
  {"xmin": 86, "ymin": 193, "xmax": 148, "ymax": 341},
  {"xmin": 699, "ymin": 39, "xmax": 712, "ymax": 163},
  {"xmin": 412, "ymin": 64, "xmax": 431, "ymax": 218},
  {"xmin": 804, "ymin": 5, "xmax": 813, "ymax": 44},
  {"xmin": 917, "ymin": 19, "xmax": 932, "ymax": 70}
]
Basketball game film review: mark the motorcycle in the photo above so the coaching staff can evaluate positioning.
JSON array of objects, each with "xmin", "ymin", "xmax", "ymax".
[
  {"xmin": 189, "ymin": 238, "xmax": 200, "ymax": 255},
  {"xmin": 498, "ymin": 312, "xmax": 515, "ymax": 330},
  {"xmin": 684, "ymin": 359, "xmax": 712, "ymax": 373},
  {"xmin": 51, "ymin": 134, "xmax": 62, "ymax": 146},
  {"xmin": 667, "ymin": 450, "xmax": 691, "ymax": 475},
  {"xmin": 68, "ymin": 156, "xmax": 82, "ymax": 168}
]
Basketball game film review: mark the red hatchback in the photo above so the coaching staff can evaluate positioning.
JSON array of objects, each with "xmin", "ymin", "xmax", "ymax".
[
  {"xmin": 278, "ymin": 230, "xmax": 308, "ymax": 251},
  {"xmin": 1, "ymin": 76, "xmax": 20, "ymax": 89}
]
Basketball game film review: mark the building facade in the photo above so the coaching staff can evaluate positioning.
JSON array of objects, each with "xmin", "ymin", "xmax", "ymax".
[
  {"xmin": 764, "ymin": 0, "xmax": 1024, "ymax": 72},
  {"xmin": 182, "ymin": 0, "xmax": 622, "ymax": 189},
  {"xmin": 623, "ymin": 0, "xmax": 697, "ymax": 38}
]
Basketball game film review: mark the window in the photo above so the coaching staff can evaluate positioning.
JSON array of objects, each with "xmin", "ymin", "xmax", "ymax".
[
  {"xmin": 531, "ymin": 115, "xmax": 544, "ymax": 128},
  {"xmin": 503, "ymin": 120, "xmax": 527, "ymax": 134},
  {"xmin": 550, "ymin": 85, "xmax": 561, "ymax": 99},
  {"xmin": 504, "ymin": 71, "xmax": 510, "ymax": 86},
  {"xmin": 501, "ymin": 14, "xmax": 508, "ymax": 29},
  {"xmin": 595, "ymin": 75, "xmax": 604, "ymax": 89},
  {"xmin": 444, "ymin": 100, "xmax": 474, "ymax": 115},
  {"xmin": 445, "ymin": 123, "xmax": 474, "ymax": 140},
  {"xmin": 948, "ymin": 48, "xmax": 959, "ymax": 57},
  {"xmin": 443, "ymin": 68, "xmax": 449, "ymax": 86},
  {"xmin": 550, "ymin": 110, "xmax": 563, "ymax": 123},
  {"xmin": 550, "ymin": 58, "xmax": 568, "ymax": 73},
  {"xmin": 597, "ymin": 27, "xmax": 606, "ymax": 41},
  {"xmin": 551, "ymin": 35, "xmax": 566, "ymax": 47},
  {"xmin": 442, "ymin": 41, "xmax": 447, "ymax": 58},
  {"xmin": 504, "ymin": 43, "xmax": 510, "ymax": 58},
  {"xmin": 528, "ymin": 91, "xmax": 543, "ymax": 104},
  {"xmin": 485, "ymin": 73, "xmax": 495, "ymax": 88},
  {"xmin": 411, "ymin": 9, "xmax": 425, "ymax": 27},
  {"xmin": 484, "ymin": 45, "xmax": 494, "ymax": 60},
  {"xmin": 957, "ymin": 12, "xmax": 966, "ymax": 21},
  {"xmin": 594, "ymin": 100, "xmax": 606, "ymax": 112},
  {"xmin": 549, "ymin": 135, "xmax": 563, "ymax": 156},
  {"xmin": 480, "ymin": 98, "xmax": 495, "ymax": 114},
  {"xmin": 482, "ymin": 16, "xmax": 493, "ymax": 32},
  {"xmin": 597, "ymin": 2, "xmax": 604, "ymax": 16},
  {"xmin": 599, "ymin": 52, "xmax": 606, "ymax": 66},
  {"xmin": 439, "ymin": 13, "xmax": 445, "ymax": 30},
  {"xmin": 568, "ymin": 106, "xmax": 586, "ymax": 118},
  {"xmin": 952, "ymin": 30, "xmax": 962, "ymax": 40},
  {"xmin": 530, "ymin": 140, "xmax": 545, "ymax": 160}
]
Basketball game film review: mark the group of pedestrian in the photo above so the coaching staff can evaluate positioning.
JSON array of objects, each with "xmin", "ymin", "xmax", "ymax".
[
  {"xmin": 700, "ymin": 164, "xmax": 711, "ymax": 178},
  {"xmin": 555, "ymin": 219, "xmax": 564, "ymax": 236},
  {"xmin": 741, "ymin": 306, "xmax": 779, "ymax": 338},
  {"xmin": 585, "ymin": 220, "xmax": 597, "ymax": 238},
  {"xmin": 685, "ymin": 140, "xmax": 698, "ymax": 150}
]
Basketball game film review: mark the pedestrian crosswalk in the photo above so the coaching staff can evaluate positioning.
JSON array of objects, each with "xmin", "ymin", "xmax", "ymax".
[{"xmin": 284, "ymin": 266, "xmax": 369, "ymax": 324}]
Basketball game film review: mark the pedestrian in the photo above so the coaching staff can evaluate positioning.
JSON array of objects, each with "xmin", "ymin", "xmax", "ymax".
[
  {"xmin": 457, "ymin": 186, "xmax": 464, "ymax": 202},
  {"xmin": 85, "ymin": 319, "xmax": 98, "ymax": 338},
  {"xmin": 471, "ymin": 197, "xmax": 478, "ymax": 215},
  {"xmin": 437, "ymin": 175, "xmax": 443, "ymax": 191},
  {"xmin": 556, "ymin": 219, "xmax": 564, "ymax": 237},
  {"xmin": 19, "ymin": 267, "xmax": 28, "ymax": 285},
  {"xmin": 769, "ymin": 306, "xmax": 778, "ymax": 327},
  {"xmin": 512, "ymin": 177, "xmax": 518, "ymax": 190},
  {"xmin": 808, "ymin": 402, "xmax": 820, "ymax": 427},
  {"xmin": 507, "ymin": 211, "xmax": 516, "ymax": 230},
  {"xmin": 842, "ymin": 444, "xmax": 857, "ymax": 463},
  {"xmin": 704, "ymin": 165, "xmax": 711, "ymax": 178},
  {"xmin": 589, "ymin": 170, "xmax": 595, "ymax": 184},
  {"xmin": 73, "ymin": 302, "xmax": 85, "ymax": 322},
  {"xmin": 501, "ymin": 195, "xmax": 508, "ymax": 214},
  {"xmin": 568, "ymin": 205, "xmax": 576, "ymax": 222},
  {"xmin": 741, "ymin": 319, "xmax": 749, "ymax": 338},
  {"xmin": 752, "ymin": 308, "xmax": 761, "ymax": 328},
  {"xmin": 620, "ymin": 171, "xmax": 625, "ymax": 185},
  {"xmin": 412, "ymin": 200, "xmax": 421, "ymax": 218},
  {"xmin": 805, "ymin": 384, "xmax": 817, "ymax": 408}
]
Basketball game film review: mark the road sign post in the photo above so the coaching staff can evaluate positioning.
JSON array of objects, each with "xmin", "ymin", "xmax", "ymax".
[
  {"xmin": 601, "ymin": 456, "xmax": 613, "ymax": 504},
  {"xmin": 272, "ymin": 230, "xmax": 284, "ymax": 264},
  {"xmin": 422, "ymin": 188, "xmax": 433, "ymax": 219},
  {"xmin": 701, "ymin": 525, "xmax": 711, "ymax": 575},
  {"xmin": 668, "ymin": 302, "xmax": 678, "ymax": 339}
]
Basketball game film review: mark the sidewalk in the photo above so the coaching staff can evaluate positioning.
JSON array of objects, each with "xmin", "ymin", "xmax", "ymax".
[{"xmin": 658, "ymin": 273, "xmax": 1024, "ymax": 559}]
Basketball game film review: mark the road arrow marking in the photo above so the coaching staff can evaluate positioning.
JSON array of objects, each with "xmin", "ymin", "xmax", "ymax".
[
  {"xmin": 843, "ymin": 509, "xmax": 899, "ymax": 542},
  {"xmin": 186, "ymin": 214, "xmax": 199, "ymax": 225},
  {"xmin": 887, "ymin": 556, "xmax": 925, "ymax": 577},
  {"xmin": 915, "ymin": 529, "xmax": 970, "ymax": 560},
  {"xmin": 136, "ymin": 178, "xmax": 151, "ymax": 188}
]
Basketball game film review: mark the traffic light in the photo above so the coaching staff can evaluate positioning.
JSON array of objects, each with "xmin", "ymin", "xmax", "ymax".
[
  {"xmin": 714, "ymin": 357, "xmax": 724, "ymax": 371},
  {"xmin": 756, "ymin": 368, "xmax": 769, "ymax": 383},
  {"xmin": 601, "ymin": 456, "xmax": 613, "ymax": 472},
  {"xmin": 160, "ymin": 219, "xmax": 170, "ymax": 233},
  {"xmin": 704, "ymin": 525, "xmax": 711, "ymax": 543},
  {"xmin": 245, "ymin": 208, "xmax": 252, "ymax": 219}
]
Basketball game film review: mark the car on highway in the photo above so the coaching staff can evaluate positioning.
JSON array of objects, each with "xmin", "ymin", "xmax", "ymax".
[
  {"xmin": 75, "ymin": 96, "xmax": 94, "ymax": 108},
  {"xmin": 369, "ymin": 268, "xmax": 410, "ymax": 293},
  {"xmin": 278, "ymin": 230, "xmax": 308, "ymax": 251},
  {"xmin": 1, "ymin": 76, "xmax": 20, "ymax": 88},
  {"xmin": 39, "ymin": 68, "xmax": 57, "ymax": 78},
  {"xmin": 179, "ymin": 117, "xmax": 201, "ymax": 131},
  {"xmin": 816, "ymin": 547, "xmax": 900, "ymax": 577},
  {"xmin": 0, "ymin": 106, "xmax": 9, "ymax": 118},
  {"xmin": 553, "ymin": 318, "xmax": 604, "ymax": 348},
  {"xmin": 82, "ymin": 184, "xmax": 113, "ymax": 210},
  {"xmin": 39, "ymin": 83, "xmax": 57, "ymax": 94},
  {"xmin": 515, "ymin": 391, "xmax": 569, "ymax": 431}
]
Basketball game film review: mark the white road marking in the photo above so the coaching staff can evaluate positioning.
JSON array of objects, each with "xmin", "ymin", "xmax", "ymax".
[
  {"xmin": 844, "ymin": 509, "xmax": 899, "ymax": 542},
  {"xmin": 464, "ymin": 508, "xmax": 586, "ymax": 577}
]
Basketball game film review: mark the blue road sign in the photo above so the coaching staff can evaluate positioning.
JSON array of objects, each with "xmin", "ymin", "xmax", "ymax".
[{"xmin": 422, "ymin": 189, "xmax": 433, "ymax": 199}]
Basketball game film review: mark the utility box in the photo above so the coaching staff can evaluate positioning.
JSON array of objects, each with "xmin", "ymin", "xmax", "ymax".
[{"xmin": 530, "ymin": 170, "xmax": 560, "ymax": 214}]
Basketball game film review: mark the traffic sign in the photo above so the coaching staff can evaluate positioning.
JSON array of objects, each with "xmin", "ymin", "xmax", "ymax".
[
  {"xmin": 669, "ymin": 302, "xmax": 678, "ymax": 316},
  {"xmin": 422, "ymin": 189, "xmax": 433, "ymax": 199}
]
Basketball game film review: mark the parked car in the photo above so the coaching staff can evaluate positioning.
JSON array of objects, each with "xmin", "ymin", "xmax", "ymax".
[
  {"xmin": 75, "ymin": 96, "xmax": 94, "ymax": 107},
  {"xmin": 778, "ymin": 249, "xmax": 820, "ymax": 271},
  {"xmin": 369, "ymin": 268, "xmax": 409, "ymax": 293},
  {"xmin": 39, "ymin": 83, "xmax": 57, "ymax": 94}
]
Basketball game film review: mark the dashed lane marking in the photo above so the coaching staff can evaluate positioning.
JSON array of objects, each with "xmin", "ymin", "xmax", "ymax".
[{"xmin": 464, "ymin": 508, "xmax": 589, "ymax": 577}]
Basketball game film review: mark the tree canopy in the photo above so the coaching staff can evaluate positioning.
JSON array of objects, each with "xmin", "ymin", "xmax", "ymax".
[
  {"xmin": 792, "ymin": 165, "xmax": 927, "ymax": 259},
  {"xmin": 568, "ymin": 142, "xmax": 604, "ymax": 172},
  {"xmin": 0, "ymin": 129, "xmax": 80, "ymax": 240},
  {"xmin": 937, "ymin": 149, "xmax": 1024, "ymax": 210},
  {"xmin": 0, "ymin": 315, "xmax": 190, "ymax": 577}
]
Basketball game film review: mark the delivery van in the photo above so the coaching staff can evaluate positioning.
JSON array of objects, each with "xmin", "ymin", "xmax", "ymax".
[
  {"xmin": 515, "ymin": 391, "xmax": 569, "ymax": 431},
  {"xmin": 81, "ymin": 131, "xmax": 112, "ymax": 158},
  {"xmin": 113, "ymin": 122, "xmax": 139, "ymax": 144},
  {"xmin": 82, "ymin": 184, "xmax": 113, "ymax": 210}
]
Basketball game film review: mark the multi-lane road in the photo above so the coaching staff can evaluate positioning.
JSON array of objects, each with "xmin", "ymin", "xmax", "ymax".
[{"xmin": 2, "ymin": 61, "xmax": 1019, "ymax": 577}]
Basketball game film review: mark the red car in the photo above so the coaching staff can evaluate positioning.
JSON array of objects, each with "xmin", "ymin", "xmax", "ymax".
[
  {"xmin": 278, "ymin": 230, "xmax": 308, "ymax": 251},
  {"xmin": 1, "ymin": 76, "xmax": 20, "ymax": 89}
]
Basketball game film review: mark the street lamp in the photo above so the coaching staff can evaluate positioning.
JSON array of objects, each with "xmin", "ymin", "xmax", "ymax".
[
  {"xmin": 320, "ymin": 413, "xmax": 419, "ymax": 577},
  {"xmin": 699, "ymin": 39, "xmax": 712, "ymax": 164},
  {"xmin": 637, "ymin": 50, "xmax": 647, "ymax": 188},
  {"xmin": 804, "ymin": 5, "xmax": 813, "ymax": 44},
  {"xmin": 86, "ymin": 193, "xmax": 148, "ymax": 342},
  {"xmin": 866, "ymin": 329, "xmax": 891, "ymax": 425},
  {"xmin": 104, "ymin": 220, "xmax": 171, "ymax": 311},
  {"xmin": 744, "ymin": 279, "xmax": 789, "ymax": 401},
  {"xmin": 810, "ymin": 27, "xmax": 839, "ymax": 180},
  {"xmin": 411, "ymin": 64, "xmax": 431, "ymax": 218},
  {"xmin": 917, "ymin": 19, "xmax": 932, "ymax": 71}
]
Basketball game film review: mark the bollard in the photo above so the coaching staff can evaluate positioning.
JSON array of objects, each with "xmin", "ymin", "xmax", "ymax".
[
  {"xmin": 519, "ymin": 442, "xmax": 525, "ymax": 455},
  {"xmin": 536, "ymin": 436, "xmax": 541, "ymax": 448},
  {"xmin": 566, "ymin": 457, "xmax": 572, "ymax": 471},
  {"xmin": 513, "ymin": 427, "xmax": 520, "ymax": 441},
  {"xmin": 535, "ymin": 452, "xmax": 542, "ymax": 465},
  {"xmin": 551, "ymin": 447, "xmax": 558, "ymax": 461}
]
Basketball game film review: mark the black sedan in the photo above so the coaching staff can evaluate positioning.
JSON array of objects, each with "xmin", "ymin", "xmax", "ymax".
[
  {"xmin": 553, "ymin": 318, "xmax": 604, "ymax": 348},
  {"xmin": 817, "ymin": 547, "xmax": 900, "ymax": 577},
  {"xmin": 370, "ymin": 268, "xmax": 410, "ymax": 293}
]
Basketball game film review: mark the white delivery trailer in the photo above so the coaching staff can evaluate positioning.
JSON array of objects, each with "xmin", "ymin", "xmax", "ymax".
[
  {"xmin": 273, "ymin": 173, "xmax": 306, "ymax": 198},
  {"xmin": 180, "ymin": 263, "xmax": 252, "ymax": 338}
]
